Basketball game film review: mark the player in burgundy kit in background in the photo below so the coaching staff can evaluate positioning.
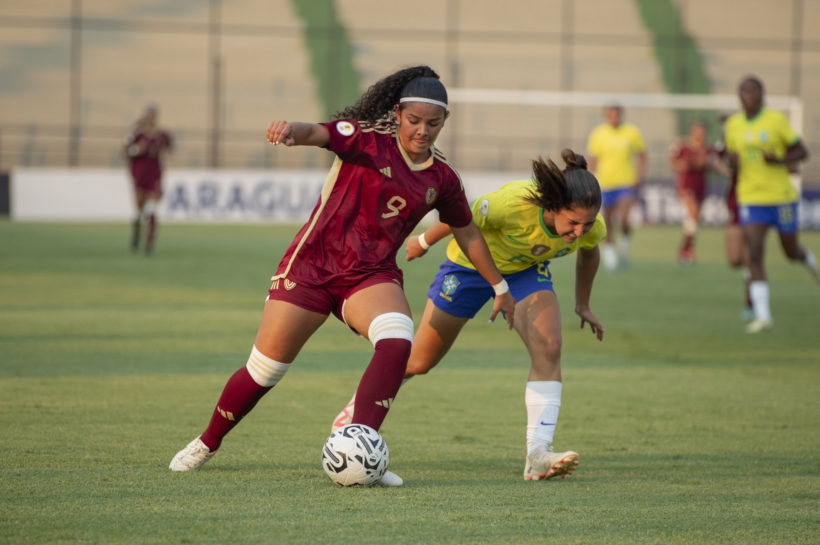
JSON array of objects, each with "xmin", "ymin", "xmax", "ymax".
[
  {"xmin": 668, "ymin": 120, "xmax": 725, "ymax": 264},
  {"xmin": 716, "ymin": 116, "xmax": 754, "ymax": 319},
  {"xmin": 169, "ymin": 66, "xmax": 516, "ymax": 486},
  {"xmin": 124, "ymin": 105, "xmax": 172, "ymax": 255}
]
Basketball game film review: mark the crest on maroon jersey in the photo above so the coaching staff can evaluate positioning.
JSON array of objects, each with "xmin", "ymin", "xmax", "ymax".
[{"xmin": 425, "ymin": 187, "xmax": 438, "ymax": 205}]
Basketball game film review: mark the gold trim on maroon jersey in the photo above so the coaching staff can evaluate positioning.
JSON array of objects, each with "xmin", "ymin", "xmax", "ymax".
[
  {"xmin": 432, "ymin": 149, "xmax": 465, "ymax": 192},
  {"xmin": 396, "ymin": 133, "xmax": 435, "ymax": 171},
  {"xmin": 271, "ymin": 157, "xmax": 344, "ymax": 282}
]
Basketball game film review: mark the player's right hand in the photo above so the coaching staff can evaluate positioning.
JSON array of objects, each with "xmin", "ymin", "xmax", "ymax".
[
  {"xmin": 489, "ymin": 291, "xmax": 516, "ymax": 330},
  {"xmin": 405, "ymin": 236, "xmax": 428, "ymax": 262},
  {"xmin": 267, "ymin": 121, "xmax": 296, "ymax": 146}
]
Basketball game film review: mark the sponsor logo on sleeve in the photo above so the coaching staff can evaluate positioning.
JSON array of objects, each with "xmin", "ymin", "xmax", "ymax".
[
  {"xmin": 336, "ymin": 122, "xmax": 355, "ymax": 136},
  {"xmin": 479, "ymin": 198, "xmax": 490, "ymax": 216}
]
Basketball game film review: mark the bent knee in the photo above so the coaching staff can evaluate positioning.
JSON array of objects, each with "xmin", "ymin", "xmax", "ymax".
[
  {"xmin": 532, "ymin": 335, "xmax": 562, "ymax": 363},
  {"xmin": 406, "ymin": 354, "xmax": 436, "ymax": 376}
]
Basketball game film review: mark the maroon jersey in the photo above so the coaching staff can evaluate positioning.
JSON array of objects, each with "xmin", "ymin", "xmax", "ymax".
[
  {"xmin": 274, "ymin": 120, "xmax": 472, "ymax": 288},
  {"xmin": 716, "ymin": 139, "xmax": 740, "ymax": 225},
  {"xmin": 669, "ymin": 140, "xmax": 714, "ymax": 203},
  {"xmin": 127, "ymin": 130, "xmax": 172, "ymax": 191}
]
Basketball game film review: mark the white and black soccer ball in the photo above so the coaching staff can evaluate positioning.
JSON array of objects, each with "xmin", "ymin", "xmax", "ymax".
[{"xmin": 322, "ymin": 424, "xmax": 389, "ymax": 487}]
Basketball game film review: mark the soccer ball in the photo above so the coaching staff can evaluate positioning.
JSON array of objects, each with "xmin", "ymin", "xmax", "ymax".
[{"xmin": 322, "ymin": 424, "xmax": 389, "ymax": 487}]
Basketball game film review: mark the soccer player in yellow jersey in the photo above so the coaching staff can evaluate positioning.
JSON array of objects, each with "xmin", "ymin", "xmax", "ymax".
[
  {"xmin": 587, "ymin": 105, "xmax": 647, "ymax": 271},
  {"xmin": 725, "ymin": 77, "xmax": 816, "ymax": 333},
  {"xmin": 333, "ymin": 150, "xmax": 606, "ymax": 481}
]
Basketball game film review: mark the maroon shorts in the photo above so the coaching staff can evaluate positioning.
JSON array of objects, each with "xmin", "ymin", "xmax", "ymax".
[
  {"xmin": 676, "ymin": 178, "xmax": 706, "ymax": 205},
  {"xmin": 267, "ymin": 270, "xmax": 404, "ymax": 330},
  {"xmin": 131, "ymin": 163, "xmax": 162, "ymax": 193}
]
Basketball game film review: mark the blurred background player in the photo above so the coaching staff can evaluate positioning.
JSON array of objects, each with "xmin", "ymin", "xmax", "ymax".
[
  {"xmin": 123, "ymin": 105, "xmax": 172, "ymax": 255},
  {"xmin": 725, "ymin": 76, "xmax": 816, "ymax": 333},
  {"xmin": 333, "ymin": 150, "xmax": 605, "ymax": 481},
  {"xmin": 587, "ymin": 105, "xmax": 647, "ymax": 271},
  {"xmin": 168, "ymin": 66, "xmax": 516, "ymax": 486},
  {"xmin": 717, "ymin": 114, "xmax": 754, "ymax": 321},
  {"xmin": 668, "ymin": 120, "xmax": 727, "ymax": 264}
]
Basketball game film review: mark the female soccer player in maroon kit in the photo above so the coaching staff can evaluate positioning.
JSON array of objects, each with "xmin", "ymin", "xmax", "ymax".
[
  {"xmin": 124, "ymin": 105, "xmax": 172, "ymax": 255},
  {"xmin": 668, "ymin": 120, "xmax": 725, "ymax": 264},
  {"xmin": 169, "ymin": 66, "xmax": 516, "ymax": 486}
]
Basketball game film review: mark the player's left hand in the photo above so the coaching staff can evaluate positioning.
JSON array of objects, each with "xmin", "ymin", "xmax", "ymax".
[
  {"xmin": 489, "ymin": 291, "xmax": 516, "ymax": 330},
  {"xmin": 576, "ymin": 306, "xmax": 604, "ymax": 341}
]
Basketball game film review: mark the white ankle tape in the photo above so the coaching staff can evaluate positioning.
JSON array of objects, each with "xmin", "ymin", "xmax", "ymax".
[
  {"xmin": 368, "ymin": 313, "xmax": 414, "ymax": 347},
  {"xmin": 683, "ymin": 216, "xmax": 697, "ymax": 236},
  {"xmin": 246, "ymin": 345, "xmax": 291, "ymax": 387}
]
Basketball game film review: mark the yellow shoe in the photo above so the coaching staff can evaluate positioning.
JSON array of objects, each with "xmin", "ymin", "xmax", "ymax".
[
  {"xmin": 746, "ymin": 318, "xmax": 774, "ymax": 334},
  {"xmin": 524, "ymin": 445, "xmax": 579, "ymax": 481}
]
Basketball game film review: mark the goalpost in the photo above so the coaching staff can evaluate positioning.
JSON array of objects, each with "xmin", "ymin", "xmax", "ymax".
[
  {"xmin": 448, "ymin": 89, "xmax": 805, "ymax": 226},
  {"xmin": 449, "ymin": 89, "xmax": 803, "ymax": 136}
]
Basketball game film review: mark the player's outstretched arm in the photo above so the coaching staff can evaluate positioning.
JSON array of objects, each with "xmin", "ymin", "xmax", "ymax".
[
  {"xmin": 406, "ymin": 221, "xmax": 453, "ymax": 261},
  {"xmin": 575, "ymin": 246, "xmax": 604, "ymax": 341},
  {"xmin": 266, "ymin": 121, "xmax": 330, "ymax": 148},
  {"xmin": 451, "ymin": 222, "xmax": 516, "ymax": 329}
]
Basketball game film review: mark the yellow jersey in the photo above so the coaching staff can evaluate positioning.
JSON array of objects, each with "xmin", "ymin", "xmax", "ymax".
[
  {"xmin": 586, "ymin": 123, "xmax": 646, "ymax": 190},
  {"xmin": 725, "ymin": 108, "xmax": 800, "ymax": 205},
  {"xmin": 445, "ymin": 180, "xmax": 607, "ymax": 275}
]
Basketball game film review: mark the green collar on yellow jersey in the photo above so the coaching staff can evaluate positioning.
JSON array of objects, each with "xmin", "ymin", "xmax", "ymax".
[
  {"xmin": 538, "ymin": 209, "xmax": 561, "ymax": 239},
  {"xmin": 743, "ymin": 107, "xmax": 765, "ymax": 124}
]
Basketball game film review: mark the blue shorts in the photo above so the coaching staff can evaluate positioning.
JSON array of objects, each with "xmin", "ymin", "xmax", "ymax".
[
  {"xmin": 427, "ymin": 260, "xmax": 555, "ymax": 319},
  {"xmin": 739, "ymin": 203, "xmax": 798, "ymax": 234},
  {"xmin": 601, "ymin": 187, "xmax": 636, "ymax": 209}
]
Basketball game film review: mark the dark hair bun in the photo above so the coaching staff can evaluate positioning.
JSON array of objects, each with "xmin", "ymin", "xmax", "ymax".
[{"xmin": 560, "ymin": 148, "xmax": 588, "ymax": 171}]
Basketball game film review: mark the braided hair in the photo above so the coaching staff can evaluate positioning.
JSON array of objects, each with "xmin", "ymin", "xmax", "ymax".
[
  {"xmin": 522, "ymin": 149, "xmax": 601, "ymax": 213},
  {"xmin": 332, "ymin": 65, "xmax": 447, "ymax": 122}
]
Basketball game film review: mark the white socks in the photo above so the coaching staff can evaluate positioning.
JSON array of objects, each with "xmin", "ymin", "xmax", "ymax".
[
  {"xmin": 749, "ymin": 281, "xmax": 772, "ymax": 323},
  {"xmin": 525, "ymin": 381, "xmax": 562, "ymax": 454},
  {"xmin": 246, "ymin": 345, "xmax": 291, "ymax": 387},
  {"xmin": 602, "ymin": 244, "xmax": 618, "ymax": 271},
  {"xmin": 804, "ymin": 248, "xmax": 817, "ymax": 273},
  {"xmin": 618, "ymin": 235, "xmax": 631, "ymax": 261}
]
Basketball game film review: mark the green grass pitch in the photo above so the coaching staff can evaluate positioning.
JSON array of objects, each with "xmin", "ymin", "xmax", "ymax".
[{"xmin": 1, "ymin": 221, "xmax": 818, "ymax": 544}]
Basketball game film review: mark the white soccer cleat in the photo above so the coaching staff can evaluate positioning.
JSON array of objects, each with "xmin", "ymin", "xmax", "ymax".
[
  {"xmin": 169, "ymin": 436, "xmax": 216, "ymax": 471},
  {"xmin": 379, "ymin": 470, "xmax": 403, "ymax": 487},
  {"xmin": 746, "ymin": 318, "xmax": 774, "ymax": 334},
  {"xmin": 331, "ymin": 398, "xmax": 355, "ymax": 434},
  {"xmin": 524, "ymin": 445, "xmax": 579, "ymax": 481}
]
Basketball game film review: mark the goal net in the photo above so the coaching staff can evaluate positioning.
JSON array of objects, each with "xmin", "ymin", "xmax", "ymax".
[{"xmin": 448, "ymin": 89, "xmax": 804, "ymax": 227}]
